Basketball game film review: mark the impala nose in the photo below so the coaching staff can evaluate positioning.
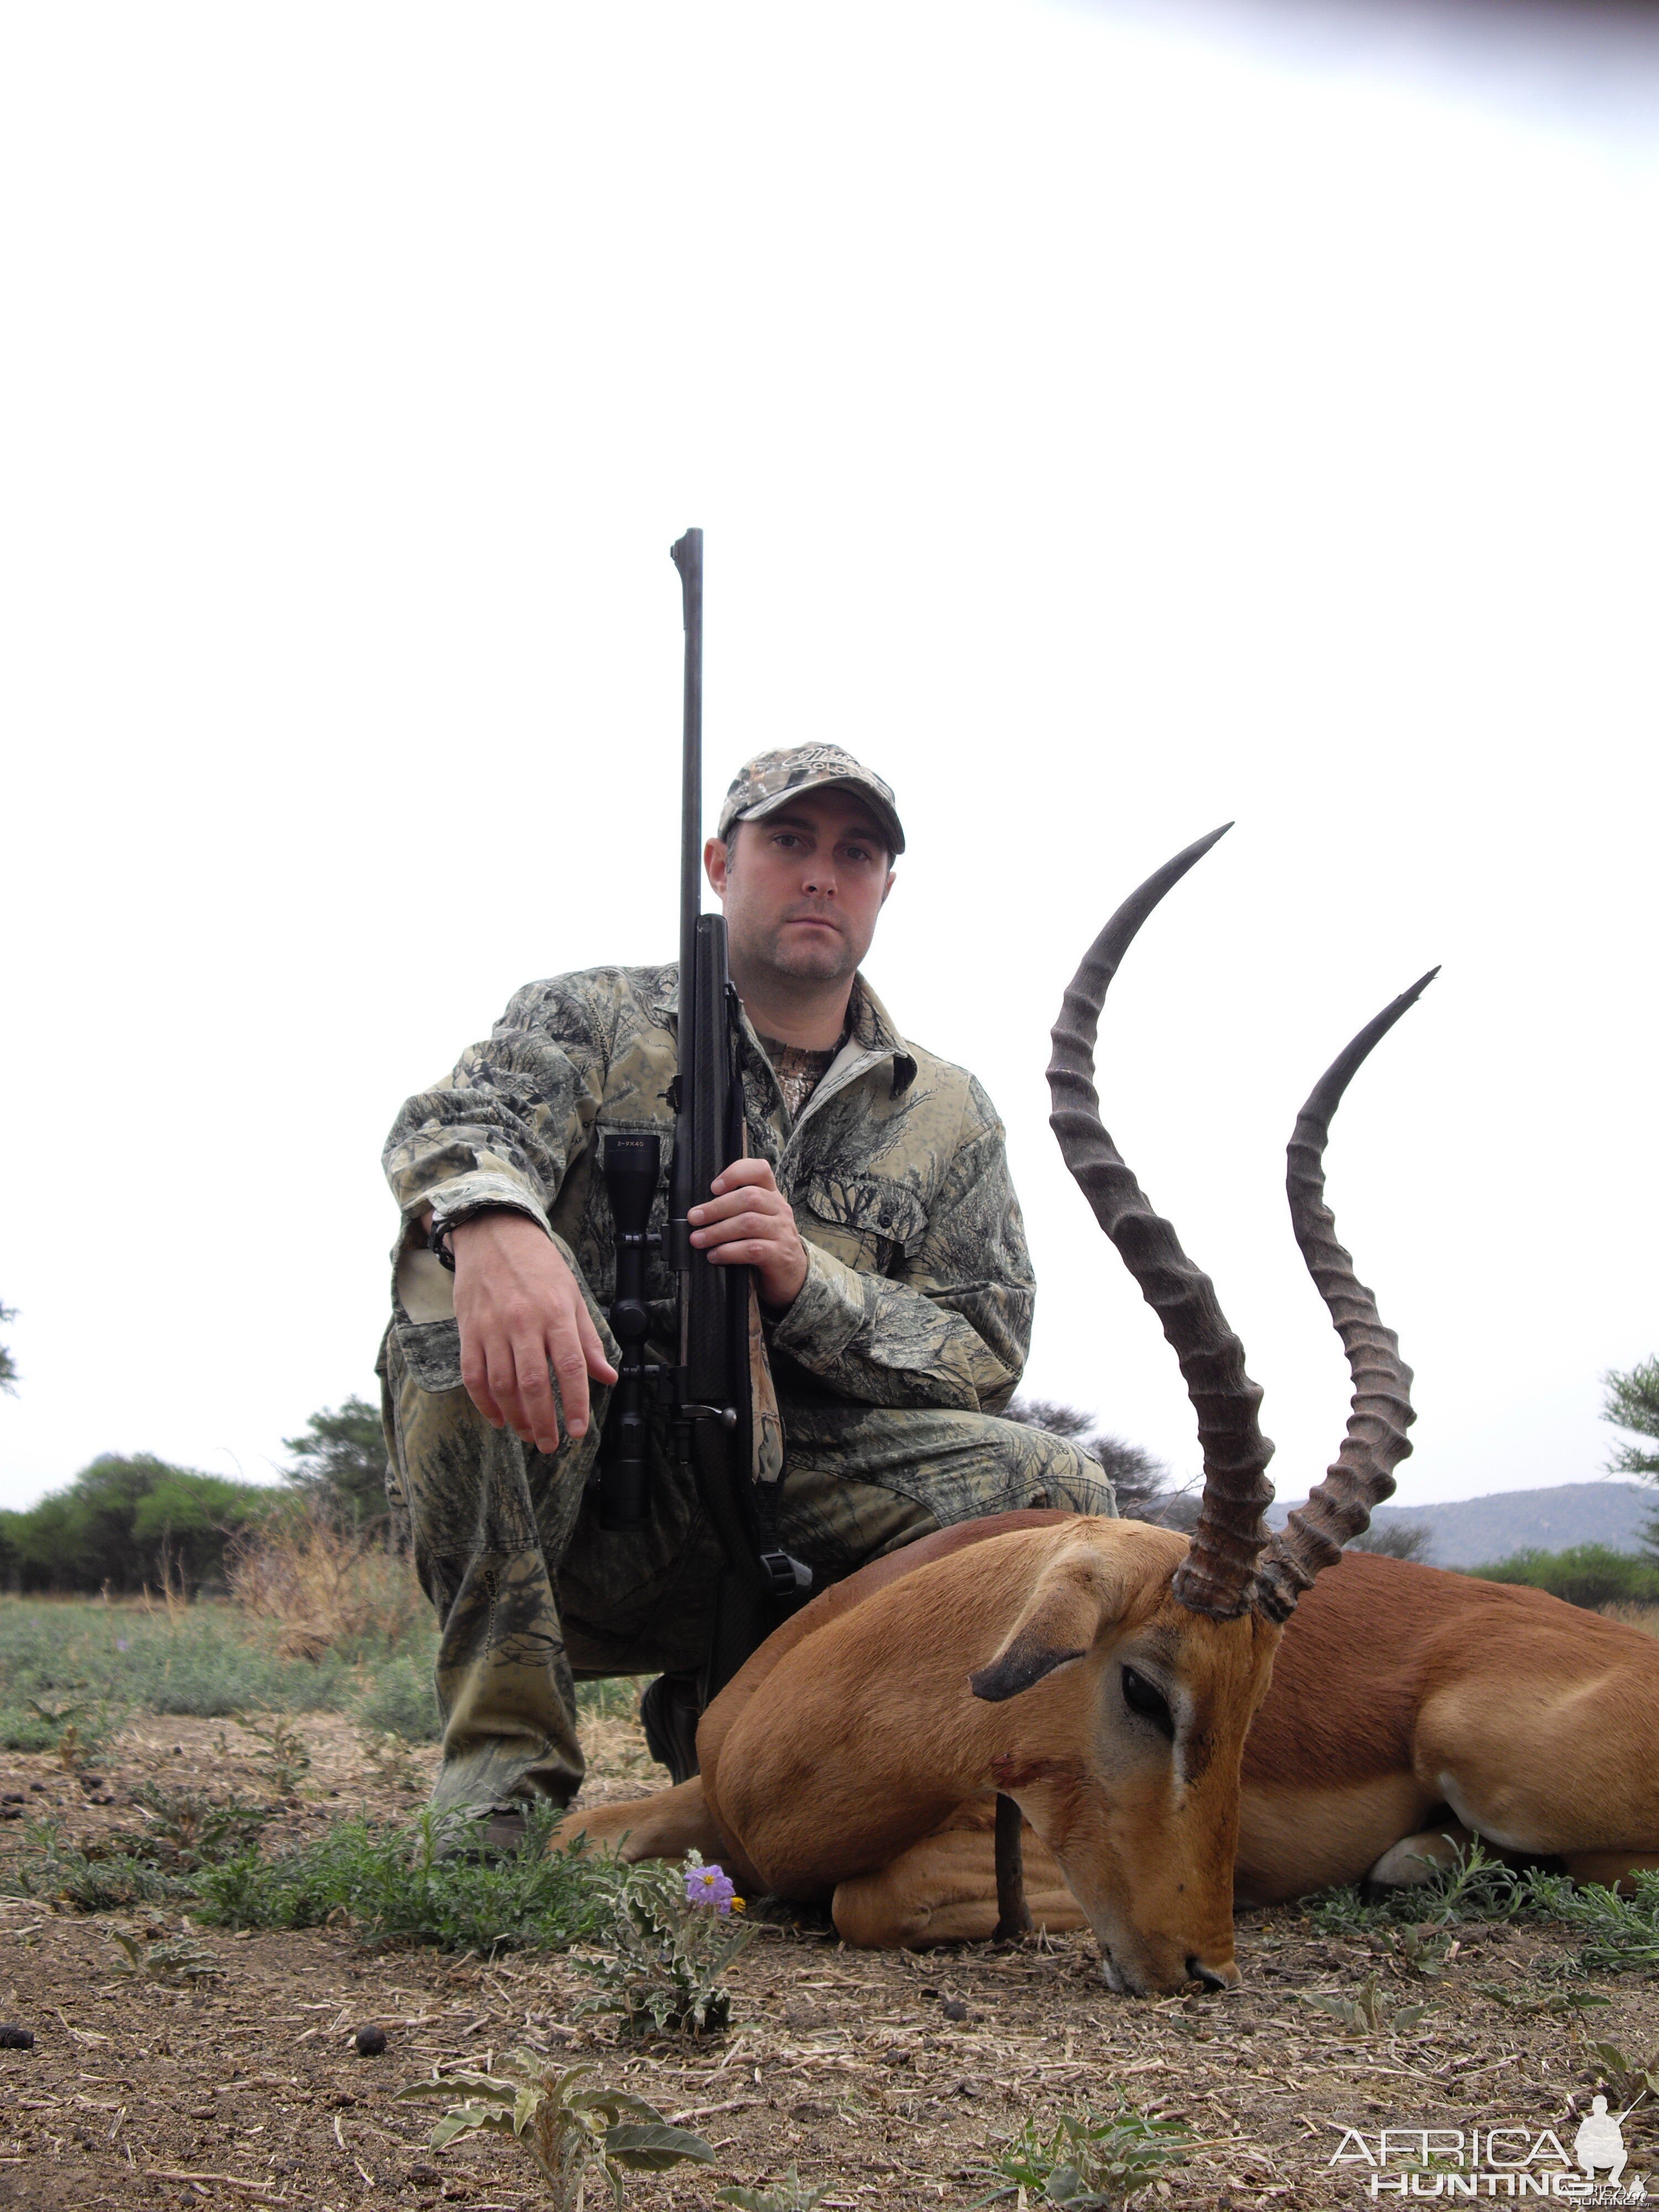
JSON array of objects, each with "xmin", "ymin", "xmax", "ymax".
[{"xmin": 1186, "ymin": 1957, "xmax": 1232, "ymax": 1993}]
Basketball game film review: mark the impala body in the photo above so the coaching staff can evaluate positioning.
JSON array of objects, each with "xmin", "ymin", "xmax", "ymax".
[{"xmin": 557, "ymin": 832, "xmax": 1659, "ymax": 1991}]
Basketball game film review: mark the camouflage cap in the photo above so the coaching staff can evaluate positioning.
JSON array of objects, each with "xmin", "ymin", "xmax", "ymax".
[{"xmin": 716, "ymin": 744, "xmax": 906, "ymax": 856}]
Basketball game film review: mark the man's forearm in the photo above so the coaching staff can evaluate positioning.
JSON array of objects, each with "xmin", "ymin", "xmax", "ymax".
[{"xmin": 769, "ymin": 1241, "xmax": 1031, "ymax": 1411}]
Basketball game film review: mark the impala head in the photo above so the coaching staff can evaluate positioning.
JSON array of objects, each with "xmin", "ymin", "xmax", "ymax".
[
  {"xmin": 970, "ymin": 1517, "xmax": 1276, "ymax": 1991},
  {"xmin": 974, "ymin": 826, "xmax": 1434, "ymax": 1994}
]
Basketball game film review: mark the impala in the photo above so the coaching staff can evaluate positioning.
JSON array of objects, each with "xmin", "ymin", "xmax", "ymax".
[{"xmin": 557, "ymin": 830, "xmax": 1659, "ymax": 1994}]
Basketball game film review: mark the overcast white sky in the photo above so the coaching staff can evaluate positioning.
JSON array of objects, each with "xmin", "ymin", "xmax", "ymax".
[{"xmin": 4, "ymin": 0, "xmax": 1657, "ymax": 1520}]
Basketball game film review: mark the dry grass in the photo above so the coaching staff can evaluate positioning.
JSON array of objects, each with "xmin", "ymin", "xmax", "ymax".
[
  {"xmin": 1599, "ymin": 1600, "xmax": 1659, "ymax": 1636},
  {"xmin": 224, "ymin": 1499, "xmax": 427, "ymax": 1657}
]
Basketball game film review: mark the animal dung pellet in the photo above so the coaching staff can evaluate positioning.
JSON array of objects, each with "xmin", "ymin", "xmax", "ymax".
[
  {"xmin": 353, "ymin": 2025, "xmax": 388, "ymax": 2056},
  {"xmin": 0, "ymin": 2025, "xmax": 34, "ymax": 2049}
]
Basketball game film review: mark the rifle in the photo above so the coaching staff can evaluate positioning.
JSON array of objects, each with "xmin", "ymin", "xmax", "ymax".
[{"xmin": 594, "ymin": 529, "xmax": 811, "ymax": 1707}]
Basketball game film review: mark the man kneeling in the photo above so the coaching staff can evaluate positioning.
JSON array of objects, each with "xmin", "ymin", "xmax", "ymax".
[{"xmin": 377, "ymin": 745, "xmax": 1114, "ymax": 1849}]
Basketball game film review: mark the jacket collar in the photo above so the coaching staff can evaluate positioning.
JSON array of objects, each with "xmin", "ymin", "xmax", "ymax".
[{"xmin": 649, "ymin": 966, "xmax": 917, "ymax": 1097}]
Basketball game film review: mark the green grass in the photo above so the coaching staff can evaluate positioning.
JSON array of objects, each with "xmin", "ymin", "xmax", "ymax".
[
  {"xmin": 1307, "ymin": 1842, "xmax": 1659, "ymax": 1978},
  {"xmin": 0, "ymin": 1597, "xmax": 645, "ymax": 1957},
  {"xmin": 196, "ymin": 1807, "xmax": 609, "ymax": 1954},
  {"xmin": 355, "ymin": 1653, "xmax": 442, "ymax": 1741},
  {"xmin": 0, "ymin": 1596, "xmax": 439, "ymax": 1750},
  {"xmin": 2, "ymin": 1818, "xmax": 197, "ymax": 1911},
  {"xmin": 2, "ymin": 1780, "xmax": 280, "ymax": 1912},
  {"xmin": 574, "ymin": 1676, "xmax": 647, "ymax": 1721},
  {"xmin": 4, "ymin": 1792, "xmax": 611, "ymax": 1957}
]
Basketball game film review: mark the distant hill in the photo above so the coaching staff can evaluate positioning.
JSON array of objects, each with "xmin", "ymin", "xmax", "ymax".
[{"xmin": 1265, "ymin": 1483, "xmax": 1655, "ymax": 1569}]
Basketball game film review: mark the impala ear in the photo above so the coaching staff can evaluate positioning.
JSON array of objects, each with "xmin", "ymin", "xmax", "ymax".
[{"xmin": 969, "ymin": 1543, "xmax": 1124, "ymax": 1703}]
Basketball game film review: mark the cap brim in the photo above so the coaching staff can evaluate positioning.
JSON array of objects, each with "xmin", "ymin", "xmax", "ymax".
[{"xmin": 737, "ymin": 775, "xmax": 905, "ymax": 855}]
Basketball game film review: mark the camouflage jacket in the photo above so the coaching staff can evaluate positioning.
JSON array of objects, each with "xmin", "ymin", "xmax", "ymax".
[{"xmin": 383, "ymin": 965, "xmax": 1033, "ymax": 1412}]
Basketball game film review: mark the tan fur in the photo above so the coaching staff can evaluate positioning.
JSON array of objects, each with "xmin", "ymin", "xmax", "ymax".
[
  {"xmin": 556, "ymin": 1516, "xmax": 1659, "ymax": 1992},
  {"xmin": 560, "ymin": 1517, "xmax": 1279, "ymax": 1992}
]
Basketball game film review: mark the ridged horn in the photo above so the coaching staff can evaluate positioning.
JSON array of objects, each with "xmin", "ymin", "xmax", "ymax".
[
  {"xmin": 1253, "ymin": 970, "xmax": 1437, "ymax": 1623},
  {"xmin": 1047, "ymin": 827, "xmax": 1275, "ymax": 1620}
]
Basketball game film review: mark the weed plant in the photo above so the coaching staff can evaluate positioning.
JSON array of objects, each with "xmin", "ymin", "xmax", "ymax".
[
  {"xmin": 1301, "ymin": 1973, "xmax": 1430, "ymax": 2037},
  {"xmin": 359, "ymin": 1731, "xmax": 426, "ymax": 1796},
  {"xmin": 197, "ymin": 1807, "xmax": 609, "ymax": 1954},
  {"xmin": 717, "ymin": 2171, "xmax": 830, "ymax": 2211},
  {"xmin": 234, "ymin": 1713, "xmax": 313, "ymax": 1794},
  {"xmin": 1, "ymin": 1777, "xmax": 275, "ymax": 1912},
  {"xmin": 1524, "ymin": 1869, "xmax": 1659, "ymax": 1973},
  {"xmin": 399, "ymin": 2053, "xmax": 713, "ymax": 2211},
  {"xmin": 128, "ymin": 1782, "xmax": 274, "ymax": 1869},
  {"xmin": 967, "ymin": 2102, "xmax": 1188, "ymax": 2207},
  {"xmin": 106, "ymin": 1927, "xmax": 225, "ymax": 1984},
  {"xmin": 577, "ymin": 1850, "xmax": 757, "ymax": 2038},
  {"xmin": 1, "ymin": 1818, "xmax": 194, "ymax": 1911}
]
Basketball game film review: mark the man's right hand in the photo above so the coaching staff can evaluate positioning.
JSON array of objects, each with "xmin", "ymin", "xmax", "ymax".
[{"xmin": 448, "ymin": 1212, "xmax": 618, "ymax": 1455}]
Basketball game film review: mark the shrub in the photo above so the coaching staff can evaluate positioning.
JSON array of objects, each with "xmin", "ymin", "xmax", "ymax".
[
  {"xmin": 355, "ymin": 1656, "xmax": 440, "ymax": 1743},
  {"xmin": 1, "ymin": 1456, "xmax": 280, "ymax": 1595},
  {"xmin": 1308, "ymin": 1841, "xmax": 1659, "ymax": 1980},
  {"xmin": 1468, "ymin": 1545, "xmax": 1659, "ymax": 1611},
  {"xmin": 225, "ymin": 1500, "xmax": 427, "ymax": 1658}
]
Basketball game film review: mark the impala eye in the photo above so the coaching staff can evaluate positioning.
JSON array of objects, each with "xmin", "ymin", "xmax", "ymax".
[{"xmin": 1121, "ymin": 1665, "xmax": 1175, "ymax": 1742}]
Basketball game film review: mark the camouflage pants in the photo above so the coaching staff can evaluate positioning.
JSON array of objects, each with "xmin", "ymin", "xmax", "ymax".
[{"xmin": 379, "ymin": 1328, "xmax": 1114, "ymax": 1816}]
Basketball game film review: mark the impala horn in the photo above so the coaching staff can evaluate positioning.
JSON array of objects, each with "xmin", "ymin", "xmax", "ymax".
[
  {"xmin": 1252, "ymin": 971, "xmax": 1437, "ymax": 1621},
  {"xmin": 1046, "ymin": 827, "xmax": 1275, "ymax": 1620}
]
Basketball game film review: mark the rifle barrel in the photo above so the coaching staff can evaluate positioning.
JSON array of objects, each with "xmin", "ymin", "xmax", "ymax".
[{"xmin": 671, "ymin": 528, "xmax": 705, "ymax": 995}]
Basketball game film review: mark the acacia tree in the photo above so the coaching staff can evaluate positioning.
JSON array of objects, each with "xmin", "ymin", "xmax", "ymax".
[
  {"xmin": 1603, "ymin": 1356, "xmax": 1659, "ymax": 1557},
  {"xmin": 0, "ymin": 1300, "xmax": 16, "ymax": 1394},
  {"xmin": 1604, "ymin": 1358, "xmax": 1659, "ymax": 1480},
  {"xmin": 1009, "ymin": 1397, "xmax": 1178, "ymax": 1520},
  {"xmin": 282, "ymin": 1395, "xmax": 393, "ymax": 1529}
]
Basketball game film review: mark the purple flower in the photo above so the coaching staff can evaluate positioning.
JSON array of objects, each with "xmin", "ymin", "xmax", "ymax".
[
  {"xmin": 684, "ymin": 1863, "xmax": 742, "ymax": 1915},
  {"xmin": 114, "ymin": 1640, "xmax": 130, "ymax": 1652}
]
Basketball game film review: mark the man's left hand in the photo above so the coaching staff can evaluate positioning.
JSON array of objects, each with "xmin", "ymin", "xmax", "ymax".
[{"xmin": 688, "ymin": 1157, "xmax": 809, "ymax": 1310}]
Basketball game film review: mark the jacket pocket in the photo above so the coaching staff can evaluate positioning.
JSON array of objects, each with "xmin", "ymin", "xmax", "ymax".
[
  {"xmin": 392, "ymin": 1316, "xmax": 465, "ymax": 1395},
  {"xmin": 797, "ymin": 1173, "xmax": 929, "ymax": 1275}
]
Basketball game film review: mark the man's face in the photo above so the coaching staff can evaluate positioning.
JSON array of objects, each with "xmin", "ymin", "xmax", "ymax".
[{"xmin": 705, "ymin": 786, "xmax": 895, "ymax": 988}]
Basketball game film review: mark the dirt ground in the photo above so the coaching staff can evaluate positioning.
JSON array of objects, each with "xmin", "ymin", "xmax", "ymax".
[{"xmin": 4, "ymin": 1713, "xmax": 1659, "ymax": 2211}]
